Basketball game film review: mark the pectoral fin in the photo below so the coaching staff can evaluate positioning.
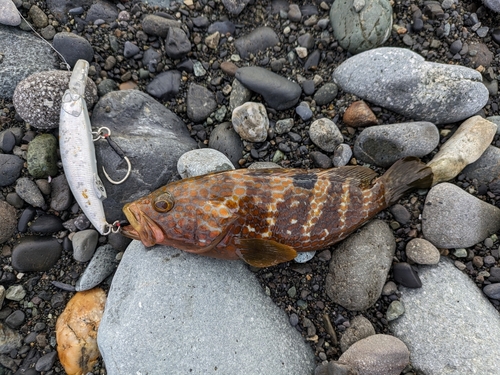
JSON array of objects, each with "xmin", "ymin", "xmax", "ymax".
[{"xmin": 235, "ymin": 238, "xmax": 298, "ymax": 267}]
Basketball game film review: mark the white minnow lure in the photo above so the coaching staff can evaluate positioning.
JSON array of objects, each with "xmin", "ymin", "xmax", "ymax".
[{"xmin": 59, "ymin": 60, "xmax": 112, "ymax": 235}]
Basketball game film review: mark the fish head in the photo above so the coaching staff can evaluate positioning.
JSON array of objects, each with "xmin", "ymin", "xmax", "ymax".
[{"xmin": 121, "ymin": 176, "xmax": 238, "ymax": 251}]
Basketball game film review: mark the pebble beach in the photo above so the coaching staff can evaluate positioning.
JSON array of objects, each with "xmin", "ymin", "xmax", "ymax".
[{"xmin": 1, "ymin": 0, "xmax": 500, "ymax": 373}]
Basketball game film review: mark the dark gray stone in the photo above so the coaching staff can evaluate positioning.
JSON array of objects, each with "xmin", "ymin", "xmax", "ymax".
[
  {"xmin": 208, "ymin": 21, "xmax": 236, "ymax": 35},
  {"xmin": 462, "ymin": 145, "xmax": 500, "ymax": 184},
  {"xmin": 392, "ymin": 262, "xmax": 422, "ymax": 288},
  {"xmin": 0, "ymin": 324, "xmax": 22, "ymax": 354},
  {"xmin": 236, "ymin": 66, "xmax": 301, "ymax": 110},
  {"xmin": 17, "ymin": 206, "xmax": 36, "ymax": 233},
  {"xmin": 0, "ymin": 130, "xmax": 16, "ymax": 153},
  {"xmin": 15, "ymin": 178, "xmax": 44, "ymax": 208},
  {"xmin": 29, "ymin": 215, "xmax": 64, "ymax": 234},
  {"xmin": 483, "ymin": 283, "xmax": 500, "ymax": 299},
  {"xmin": 85, "ymin": 0, "xmax": 118, "ymax": 23},
  {"xmin": 353, "ymin": 121, "xmax": 439, "ymax": 167},
  {"xmin": 221, "ymin": 0, "xmax": 250, "ymax": 14},
  {"xmin": 165, "ymin": 27, "xmax": 191, "ymax": 60},
  {"xmin": 5, "ymin": 310, "xmax": 25, "ymax": 329},
  {"xmin": 46, "ymin": 0, "xmax": 93, "ymax": 23},
  {"xmin": 98, "ymin": 241, "xmax": 316, "ymax": 374},
  {"xmin": 313, "ymin": 83, "xmax": 338, "ymax": 106},
  {"xmin": 146, "ymin": 70, "xmax": 181, "ymax": 100},
  {"xmin": 186, "ymin": 83, "xmax": 217, "ymax": 122},
  {"xmin": 72, "ymin": 229, "xmax": 99, "ymax": 262},
  {"xmin": 123, "ymin": 41, "xmax": 140, "ymax": 58},
  {"xmin": 53, "ymin": 32, "xmax": 94, "ymax": 68},
  {"xmin": 333, "ymin": 47, "xmax": 489, "ymax": 124},
  {"xmin": 50, "ymin": 174, "xmax": 72, "ymax": 212},
  {"xmin": 483, "ymin": 0, "xmax": 500, "ymax": 12},
  {"xmin": 142, "ymin": 14, "xmax": 181, "ymax": 38},
  {"xmin": 11, "ymin": 236, "xmax": 62, "ymax": 272},
  {"xmin": 208, "ymin": 122, "xmax": 244, "ymax": 167},
  {"xmin": 0, "ymin": 155, "xmax": 23, "ymax": 187},
  {"xmin": 35, "ymin": 351, "xmax": 57, "ymax": 372},
  {"xmin": 91, "ymin": 90, "xmax": 197, "ymax": 222},
  {"xmin": 234, "ymin": 27, "xmax": 279, "ymax": 59},
  {"xmin": 76, "ymin": 244, "xmax": 119, "ymax": 291}
]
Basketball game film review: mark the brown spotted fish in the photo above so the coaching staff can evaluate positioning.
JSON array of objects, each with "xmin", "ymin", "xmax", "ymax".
[{"xmin": 121, "ymin": 157, "xmax": 432, "ymax": 267}]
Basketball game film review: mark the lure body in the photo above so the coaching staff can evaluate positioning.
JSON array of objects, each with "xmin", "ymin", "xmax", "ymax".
[
  {"xmin": 59, "ymin": 60, "xmax": 108, "ymax": 234},
  {"xmin": 122, "ymin": 158, "xmax": 432, "ymax": 267}
]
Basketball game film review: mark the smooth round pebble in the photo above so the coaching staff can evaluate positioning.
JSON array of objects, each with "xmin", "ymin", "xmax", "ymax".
[
  {"xmin": 72, "ymin": 229, "xmax": 99, "ymax": 263},
  {"xmin": 309, "ymin": 118, "xmax": 343, "ymax": 152},
  {"xmin": 386, "ymin": 300, "xmax": 405, "ymax": 321},
  {"xmin": 11, "ymin": 236, "xmax": 62, "ymax": 272},
  {"xmin": 177, "ymin": 148, "xmax": 235, "ymax": 179},
  {"xmin": 405, "ymin": 238, "xmax": 440, "ymax": 265}
]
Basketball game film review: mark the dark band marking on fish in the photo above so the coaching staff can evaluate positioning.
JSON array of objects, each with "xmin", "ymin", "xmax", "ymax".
[{"xmin": 292, "ymin": 173, "xmax": 318, "ymax": 190}]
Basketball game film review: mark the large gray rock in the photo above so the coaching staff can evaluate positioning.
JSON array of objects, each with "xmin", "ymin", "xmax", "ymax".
[
  {"xmin": 333, "ymin": 47, "xmax": 489, "ymax": 124},
  {"xmin": 325, "ymin": 220, "xmax": 395, "ymax": 311},
  {"xmin": 0, "ymin": 26, "xmax": 57, "ymax": 99},
  {"xmin": 330, "ymin": 0, "xmax": 392, "ymax": 54},
  {"xmin": 235, "ymin": 67, "xmax": 302, "ymax": 110},
  {"xmin": 354, "ymin": 121, "xmax": 439, "ymax": 167},
  {"xmin": 390, "ymin": 257, "xmax": 500, "ymax": 374},
  {"xmin": 91, "ymin": 90, "xmax": 197, "ymax": 222},
  {"xmin": 422, "ymin": 182, "xmax": 500, "ymax": 248},
  {"xmin": 462, "ymin": 145, "xmax": 500, "ymax": 184},
  {"xmin": 98, "ymin": 241, "xmax": 316, "ymax": 374}
]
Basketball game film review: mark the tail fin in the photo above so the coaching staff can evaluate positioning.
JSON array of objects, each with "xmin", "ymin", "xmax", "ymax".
[{"xmin": 382, "ymin": 157, "xmax": 433, "ymax": 206}]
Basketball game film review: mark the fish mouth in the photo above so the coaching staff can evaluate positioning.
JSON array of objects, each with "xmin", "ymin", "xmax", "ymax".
[{"xmin": 122, "ymin": 203, "xmax": 163, "ymax": 247}]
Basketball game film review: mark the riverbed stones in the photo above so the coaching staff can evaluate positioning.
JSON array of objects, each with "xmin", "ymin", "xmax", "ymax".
[
  {"xmin": 309, "ymin": 118, "xmax": 343, "ymax": 152},
  {"xmin": 340, "ymin": 316, "xmax": 376, "ymax": 353},
  {"xmin": 353, "ymin": 122, "xmax": 439, "ymax": 167},
  {"xmin": 27, "ymin": 134, "xmax": 58, "ymax": 178},
  {"xmin": 98, "ymin": 241, "xmax": 316, "ymax": 374},
  {"xmin": 75, "ymin": 245, "xmax": 119, "ymax": 291},
  {"xmin": 390, "ymin": 257, "xmax": 500, "ymax": 374},
  {"xmin": 13, "ymin": 70, "xmax": 98, "ymax": 129},
  {"xmin": 0, "ymin": 201, "xmax": 16, "ymax": 244},
  {"xmin": 405, "ymin": 238, "xmax": 440, "ymax": 265},
  {"xmin": 208, "ymin": 122, "xmax": 244, "ymax": 167},
  {"xmin": 15, "ymin": 178, "xmax": 44, "ymax": 208},
  {"xmin": 141, "ymin": 14, "xmax": 181, "ymax": 38},
  {"xmin": 232, "ymin": 102, "xmax": 269, "ymax": 142},
  {"xmin": 177, "ymin": 148, "xmax": 235, "ymax": 178},
  {"xmin": 461, "ymin": 145, "xmax": 500, "ymax": 184},
  {"xmin": 0, "ymin": 154, "xmax": 24, "ymax": 187},
  {"xmin": 343, "ymin": 100, "xmax": 378, "ymax": 127},
  {"xmin": 11, "ymin": 236, "xmax": 62, "ymax": 272},
  {"xmin": 53, "ymin": 32, "xmax": 94, "ymax": 68},
  {"xmin": 234, "ymin": 27, "xmax": 279, "ymax": 59},
  {"xmin": 330, "ymin": 0, "xmax": 393, "ymax": 54},
  {"xmin": 186, "ymin": 83, "xmax": 217, "ymax": 122},
  {"xmin": 326, "ymin": 220, "xmax": 395, "ymax": 311},
  {"xmin": 427, "ymin": 116, "xmax": 497, "ymax": 185},
  {"xmin": 235, "ymin": 66, "xmax": 302, "ymax": 110},
  {"xmin": 0, "ymin": 0, "xmax": 21, "ymax": 26},
  {"xmin": 333, "ymin": 47, "xmax": 489, "ymax": 124},
  {"xmin": 422, "ymin": 183, "xmax": 500, "ymax": 248}
]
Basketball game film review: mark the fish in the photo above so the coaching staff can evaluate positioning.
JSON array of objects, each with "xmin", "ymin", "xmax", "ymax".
[
  {"xmin": 121, "ymin": 157, "xmax": 433, "ymax": 267},
  {"xmin": 59, "ymin": 60, "xmax": 109, "ymax": 235}
]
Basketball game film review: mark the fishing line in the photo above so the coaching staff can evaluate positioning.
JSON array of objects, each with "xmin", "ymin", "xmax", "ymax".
[{"xmin": 17, "ymin": 10, "xmax": 71, "ymax": 71}]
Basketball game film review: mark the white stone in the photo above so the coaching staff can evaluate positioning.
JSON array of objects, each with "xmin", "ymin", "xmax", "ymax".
[
  {"xmin": 232, "ymin": 102, "xmax": 269, "ymax": 142},
  {"xmin": 177, "ymin": 148, "xmax": 235, "ymax": 178},
  {"xmin": 309, "ymin": 118, "xmax": 343, "ymax": 152}
]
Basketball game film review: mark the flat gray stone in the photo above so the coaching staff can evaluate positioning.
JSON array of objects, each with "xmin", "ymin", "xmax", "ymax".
[
  {"xmin": 353, "ymin": 121, "xmax": 439, "ymax": 167},
  {"xmin": 390, "ymin": 257, "xmax": 500, "ymax": 374},
  {"xmin": 234, "ymin": 26, "xmax": 279, "ymax": 58},
  {"xmin": 422, "ymin": 182, "xmax": 500, "ymax": 248},
  {"xmin": 0, "ymin": 25, "xmax": 57, "ymax": 99},
  {"xmin": 98, "ymin": 241, "xmax": 316, "ymax": 375},
  {"xmin": 177, "ymin": 148, "xmax": 235, "ymax": 178},
  {"xmin": 333, "ymin": 47, "xmax": 489, "ymax": 124}
]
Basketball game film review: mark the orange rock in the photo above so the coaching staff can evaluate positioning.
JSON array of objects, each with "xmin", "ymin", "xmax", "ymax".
[
  {"xmin": 119, "ymin": 81, "xmax": 138, "ymax": 90},
  {"xmin": 56, "ymin": 288, "xmax": 107, "ymax": 375},
  {"xmin": 343, "ymin": 100, "xmax": 378, "ymax": 127}
]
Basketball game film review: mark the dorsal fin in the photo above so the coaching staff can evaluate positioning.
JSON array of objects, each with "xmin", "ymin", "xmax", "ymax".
[
  {"xmin": 235, "ymin": 238, "xmax": 298, "ymax": 267},
  {"xmin": 318, "ymin": 166, "xmax": 378, "ymax": 188}
]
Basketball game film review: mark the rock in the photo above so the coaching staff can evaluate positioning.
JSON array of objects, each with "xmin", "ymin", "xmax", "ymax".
[
  {"xmin": 165, "ymin": 27, "xmax": 191, "ymax": 60},
  {"xmin": 208, "ymin": 122, "xmax": 244, "ymax": 167},
  {"xmin": 17, "ymin": 206, "xmax": 36, "ymax": 233},
  {"xmin": 296, "ymin": 101, "xmax": 313, "ymax": 121},
  {"xmin": 310, "ymin": 151, "xmax": 333, "ymax": 168},
  {"xmin": 333, "ymin": 47, "xmax": 489, "ymax": 124},
  {"xmin": 338, "ymin": 334, "xmax": 409, "ymax": 375},
  {"xmin": 91, "ymin": 90, "xmax": 197, "ymax": 222},
  {"xmin": 0, "ymin": 324, "xmax": 22, "ymax": 354},
  {"xmin": 0, "ymin": 201, "xmax": 16, "ymax": 244},
  {"xmin": 177, "ymin": 149, "xmax": 235, "ymax": 178},
  {"xmin": 422, "ymin": 183, "xmax": 500, "ymax": 248},
  {"xmin": 390, "ymin": 257, "xmax": 500, "ymax": 374},
  {"xmin": 11, "ymin": 236, "xmax": 62, "ymax": 272},
  {"xmin": 221, "ymin": 0, "xmax": 250, "ymax": 14},
  {"xmin": 50, "ymin": 174, "xmax": 72, "ymax": 211},
  {"xmin": 330, "ymin": 0, "xmax": 392, "ymax": 54},
  {"xmin": 52, "ymin": 32, "xmax": 94, "ymax": 68},
  {"xmin": 208, "ymin": 21, "xmax": 236, "ymax": 35},
  {"xmin": 76, "ymin": 245, "xmax": 119, "ymax": 291},
  {"xmin": 186, "ymin": 83, "xmax": 217, "ymax": 123},
  {"xmin": 0, "ymin": 129, "xmax": 16, "ymax": 153},
  {"xmin": 340, "ymin": 316, "xmax": 376, "ymax": 353},
  {"xmin": 229, "ymin": 79, "xmax": 253, "ymax": 112},
  {"xmin": 353, "ymin": 121, "xmax": 439, "ymax": 167},
  {"xmin": 392, "ymin": 262, "xmax": 422, "ymax": 288},
  {"xmin": 483, "ymin": 283, "xmax": 500, "ymax": 299},
  {"xmin": 427, "ymin": 116, "xmax": 497, "ymax": 184},
  {"xmin": 26, "ymin": 134, "xmax": 58, "ymax": 178},
  {"xmin": 234, "ymin": 27, "xmax": 279, "ymax": 59},
  {"xmin": 35, "ymin": 351, "xmax": 58, "ymax": 372},
  {"xmin": 309, "ymin": 118, "xmax": 343, "ymax": 152},
  {"xmin": 56, "ymin": 288, "xmax": 106, "ymax": 375},
  {"xmin": 333, "ymin": 144, "xmax": 353, "ymax": 167},
  {"xmin": 325, "ymin": 220, "xmax": 395, "ymax": 311},
  {"xmin": 123, "ymin": 41, "xmax": 140, "ymax": 58},
  {"xmin": 145, "ymin": 70, "xmax": 181, "ymax": 100},
  {"xmin": 13, "ymin": 70, "xmax": 98, "ymax": 130},
  {"xmin": 468, "ymin": 42, "xmax": 493, "ymax": 68},
  {"xmin": 405, "ymin": 238, "xmax": 440, "ymax": 265},
  {"xmin": 98, "ymin": 241, "xmax": 316, "ymax": 374},
  {"xmin": 386, "ymin": 300, "xmax": 405, "ymax": 321},
  {"xmin": 5, "ymin": 310, "xmax": 25, "ymax": 329},
  {"xmin": 343, "ymin": 101, "xmax": 378, "ymax": 127},
  {"xmin": 141, "ymin": 14, "xmax": 181, "ymax": 38},
  {"xmin": 235, "ymin": 67, "xmax": 302, "ymax": 110},
  {"xmin": 0, "ymin": 26, "xmax": 58, "ymax": 99},
  {"xmin": 5, "ymin": 285, "xmax": 25, "ymax": 301},
  {"xmin": 314, "ymin": 83, "xmax": 338, "ymax": 106},
  {"xmin": 72, "ymin": 229, "xmax": 99, "ymax": 263},
  {"xmin": 84, "ymin": 0, "xmax": 117, "ymax": 23},
  {"xmin": 275, "ymin": 118, "xmax": 294, "ymax": 135},
  {"xmin": 483, "ymin": 0, "xmax": 500, "ymax": 12},
  {"xmin": 15, "ymin": 178, "xmax": 44, "ymax": 208},
  {"xmin": 0, "ymin": 0, "xmax": 21, "ymax": 26},
  {"xmin": 462, "ymin": 145, "xmax": 500, "ymax": 184},
  {"xmin": 29, "ymin": 214, "xmax": 64, "ymax": 233},
  {"xmin": 389, "ymin": 204, "xmax": 411, "ymax": 225},
  {"xmin": 232, "ymin": 102, "xmax": 269, "ymax": 142}
]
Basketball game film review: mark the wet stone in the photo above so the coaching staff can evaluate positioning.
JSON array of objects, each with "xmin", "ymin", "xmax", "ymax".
[
  {"xmin": 310, "ymin": 151, "xmax": 332, "ymax": 168},
  {"xmin": 11, "ymin": 236, "xmax": 62, "ymax": 272},
  {"xmin": 141, "ymin": 15, "xmax": 181, "ymax": 38},
  {"xmin": 390, "ymin": 204, "xmax": 411, "ymax": 225},
  {"xmin": 29, "ymin": 215, "xmax": 64, "ymax": 234},
  {"xmin": 35, "ymin": 351, "xmax": 58, "ymax": 372},
  {"xmin": 234, "ymin": 27, "xmax": 279, "ymax": 59},
  {"xmin": 0, "ymin": 154, "xmax": 24, "ymax": 187},
  {"xmin": 208, "ymin": 122, "xmax": 244, "ymax": 168},
  {"xmin": 53, "ymin": 32, "xmax": 94, "ymax": 68},
  {"xmin": 0, "ymin": 130, "xmax": 16, "ymax": 153},
  {"xmin": 5, "ymin": 310, "xmax": 25, "ymax": 329},
  {"xmin": 314, "ymin": 83, "xmax": 338, "ymax": 106},
  {"xmin": 165, "ymin": 27, "xmax": 191, "ymax": 60},
  {"xmin": 393, "ymin": 262, "xmax": 422, "ymax": 288}
]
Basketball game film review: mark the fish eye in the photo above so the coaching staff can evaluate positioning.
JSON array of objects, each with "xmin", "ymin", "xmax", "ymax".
[{"xmin": 153, "ymin": 192, "xmax": 175, "ymax": 213}]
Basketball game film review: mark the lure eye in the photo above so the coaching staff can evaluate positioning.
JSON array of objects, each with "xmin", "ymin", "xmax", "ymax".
[{"xmin": 153, "ymin": 192, "xmax": 175, "ymax": 213}]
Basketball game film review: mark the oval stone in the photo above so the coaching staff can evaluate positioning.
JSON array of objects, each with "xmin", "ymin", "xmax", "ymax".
[
  {"xmin": 27, "ymin": 134, "xmax": 58, "ymax": 178},
  {"xmin": 12, "ymin": 236, "xmax": 62, "ymax": 272}
]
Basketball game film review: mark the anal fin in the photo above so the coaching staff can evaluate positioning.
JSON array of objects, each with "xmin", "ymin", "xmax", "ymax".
[{"xmin": 235, "ymin": 238, "xmax": 297, "ymax": 267}]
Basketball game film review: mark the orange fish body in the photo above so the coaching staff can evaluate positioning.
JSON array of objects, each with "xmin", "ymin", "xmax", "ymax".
[{"xmin": 121, "ymin": 157, "xmax": 432, "ymax": 267}]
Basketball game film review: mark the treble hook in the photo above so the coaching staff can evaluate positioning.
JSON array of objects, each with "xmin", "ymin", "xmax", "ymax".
[{"xmin": 93, "ymin": 127, "xmax": 132, "ymax": 185}]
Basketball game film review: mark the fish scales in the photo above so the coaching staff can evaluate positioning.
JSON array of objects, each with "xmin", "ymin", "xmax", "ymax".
[{"xmin": 122, "ymin": 157, "xmax": 433, "ymax": 267}]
